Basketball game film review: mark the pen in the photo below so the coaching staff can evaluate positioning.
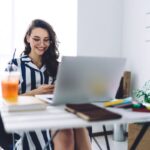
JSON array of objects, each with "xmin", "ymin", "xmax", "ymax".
[
  {"xmin": 104, "ymin": 99, "xmax": 124, "ymax": 107},
  {"xmin": 103, "ymin": 97, "xmax": 132, "ymax": 107}
]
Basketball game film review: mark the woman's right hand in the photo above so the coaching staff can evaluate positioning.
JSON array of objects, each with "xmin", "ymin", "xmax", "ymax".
[{"xmin": 36, "ymin": 84, "xmax": 55, "ymax": 94}]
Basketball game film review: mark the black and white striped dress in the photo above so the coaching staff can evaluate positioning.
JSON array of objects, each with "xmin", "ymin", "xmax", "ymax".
[{"xmin": 12, "ymin": 54, "xmax": 53, "ymax": 150}]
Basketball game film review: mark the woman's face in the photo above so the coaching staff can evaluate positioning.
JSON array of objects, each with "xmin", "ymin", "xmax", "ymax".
[{"xmin": 27, "ymin": 27, "xmax": 50, "ymax": 56}]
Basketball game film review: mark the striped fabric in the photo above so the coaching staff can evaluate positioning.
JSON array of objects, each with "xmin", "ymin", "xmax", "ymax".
[{"xmin": 12, "ymin": 54, "xmax": 53, "ymax": 150}]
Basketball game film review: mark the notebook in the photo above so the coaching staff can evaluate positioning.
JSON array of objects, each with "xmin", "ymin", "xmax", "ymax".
[
  {"xmin": 65, "ymin": 103, "xmax": 122, "ymax": 121},
  {"xmin": 36, "ymin": 56, "xmax": 126, "ymax": 105}
]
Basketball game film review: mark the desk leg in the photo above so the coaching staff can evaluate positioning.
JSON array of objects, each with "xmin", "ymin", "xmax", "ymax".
[
  {"xmin": 130, "ymin": 123, "xmax": 150, "ymax": 150},
  {"xmin": 113, "ymin": 124, "xmax": 126, "ymax": 141},
  {"xmin": 103, "ymin": 125, "xmax": 110, "ymax": 150},
  {"xmin": 92, "ymin": 136, "xmax": 102, "ymax": 150}
]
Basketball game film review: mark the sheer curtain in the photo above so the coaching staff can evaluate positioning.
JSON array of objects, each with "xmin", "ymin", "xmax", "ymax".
[
  {"xmin": 0, "ymin": 0, "xmax": 77, "ymax": 70},
  {"xmin": 0, "ymin": 0, "xmax": 13, "ymax": 70}
]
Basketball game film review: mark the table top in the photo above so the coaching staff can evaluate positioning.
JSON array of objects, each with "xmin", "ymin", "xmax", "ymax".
[{"xmin": 1, "ymin": 102, "xmax": 150, "ymax": 133}]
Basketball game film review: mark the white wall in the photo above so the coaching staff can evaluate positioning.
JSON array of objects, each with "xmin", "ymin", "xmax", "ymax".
[
  {"xmin": 122, "ymin": 0, "xmax": 150, "ymax": 90},
  {"xmin": 77, "ymin": 0, "xmax": 150, "ymax": 92},
  {"xmin": 77, "ymin": 1, "xmax": 124, "ymax": 132},
  {"xmin": 77, "ymin": 0, "xmax": 123, "ymax": 57}
]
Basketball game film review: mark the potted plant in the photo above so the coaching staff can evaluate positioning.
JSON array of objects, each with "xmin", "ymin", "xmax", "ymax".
[{"xmin": 133, "ymin": 80, "xmax": 150, "ymax": 106}]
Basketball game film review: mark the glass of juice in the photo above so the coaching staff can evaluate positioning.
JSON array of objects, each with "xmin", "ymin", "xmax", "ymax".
[{"xmin": 1, "ymin": 65, "xmax": 20, "ymax": 103}]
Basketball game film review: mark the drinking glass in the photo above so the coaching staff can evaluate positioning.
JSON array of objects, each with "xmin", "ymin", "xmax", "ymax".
[{"xmin": 1, "ymin": 64, "xmax": 20, "ymax": 103}]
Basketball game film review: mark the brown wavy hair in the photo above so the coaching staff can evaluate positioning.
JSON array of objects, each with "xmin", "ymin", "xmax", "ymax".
[{"xmin": 23, "ymin": 19, "xmax": 59, "ymax": 78}]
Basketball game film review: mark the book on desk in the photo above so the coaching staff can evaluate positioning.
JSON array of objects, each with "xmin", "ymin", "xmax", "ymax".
[
  {"xmin": 65, "ymin": 103, "xmax": 122, "ymax": 121},
  {"xmin": 2, "ymin": 96, "xmax": 47, "ymax": 112}
]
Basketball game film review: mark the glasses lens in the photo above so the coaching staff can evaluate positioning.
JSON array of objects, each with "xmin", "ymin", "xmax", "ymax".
[{"xmin": 32, "ymin": 38, "xmax": 50, "ymax": 45}]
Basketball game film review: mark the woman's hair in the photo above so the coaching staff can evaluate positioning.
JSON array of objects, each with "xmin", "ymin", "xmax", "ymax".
[{"xmin": 23, "ymin": 19, "xmax": 59, "ymax": 78}]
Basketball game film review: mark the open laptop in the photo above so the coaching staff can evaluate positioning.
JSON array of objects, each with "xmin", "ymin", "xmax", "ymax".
[{"xmin": 36, "ymin": 56, "xmax": 126, "ymax": 105}]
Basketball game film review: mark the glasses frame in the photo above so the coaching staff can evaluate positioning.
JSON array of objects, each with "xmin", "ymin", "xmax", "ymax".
[{"xmin": 31, "ymin": 37, "xmax": 51, "ymax": 46}]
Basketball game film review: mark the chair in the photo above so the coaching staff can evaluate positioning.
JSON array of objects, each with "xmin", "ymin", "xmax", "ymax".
[{"xmin": 0, "ymin": 114, "xmax": 13, "ymax": 149}]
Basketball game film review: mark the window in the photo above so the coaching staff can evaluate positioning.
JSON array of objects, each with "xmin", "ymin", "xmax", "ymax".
[
  {"xmin": 0, "ymin": 0, "xmax": 77, "ymax": 70},
  {"xmin": 0, "ymin": 0, "xmax": 13, "ymax": 70}
]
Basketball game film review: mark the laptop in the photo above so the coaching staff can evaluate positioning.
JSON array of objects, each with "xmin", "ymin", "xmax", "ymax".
[{"xmin": 36, "ymin": 56, "xmax": 126, "ymax": 105}]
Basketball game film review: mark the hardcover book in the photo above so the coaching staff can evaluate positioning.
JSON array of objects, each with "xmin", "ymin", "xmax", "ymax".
[
  {"xmin": 65, "ymin": 103, "xmax": 122, "ymax": 121},
  {"xmin": 2, "ymin": 96, "xmax": 47, "ymax": 112}
]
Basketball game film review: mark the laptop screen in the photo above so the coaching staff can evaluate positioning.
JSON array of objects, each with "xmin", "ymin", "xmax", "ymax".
[{"xmin": 52, "ymin": 56, "xmax": 126, "ymax": 105}]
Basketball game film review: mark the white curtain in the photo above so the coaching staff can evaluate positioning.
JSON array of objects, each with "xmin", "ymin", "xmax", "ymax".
[{"xmin": 0, "ymin": 0, "xmax": 77, "ymax": 70}]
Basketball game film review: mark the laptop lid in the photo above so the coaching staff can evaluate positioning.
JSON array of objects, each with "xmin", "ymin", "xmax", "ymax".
[{"xmin": 50, "ymin": 56, "xmax": 126, "ymax": 105}]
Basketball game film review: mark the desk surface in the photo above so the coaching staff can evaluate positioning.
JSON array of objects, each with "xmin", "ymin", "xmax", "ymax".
[{"xmin": 1, "ymin": 103, "xmax": 150, "ymax": 133}]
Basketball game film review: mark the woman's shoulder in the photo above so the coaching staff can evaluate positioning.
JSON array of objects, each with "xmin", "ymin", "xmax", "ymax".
[
  {"xmin": 14, "ymin": 54, "xmax": 31, "ymax": 64},
  {"xmin": 20, "ymin": 53, "xmax": 31, "ymax": 62}
]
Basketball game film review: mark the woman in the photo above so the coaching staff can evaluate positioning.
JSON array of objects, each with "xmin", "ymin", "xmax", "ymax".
[{"xmin": 12, "ymin": 19, "xmax": 91, "ymax": 150}]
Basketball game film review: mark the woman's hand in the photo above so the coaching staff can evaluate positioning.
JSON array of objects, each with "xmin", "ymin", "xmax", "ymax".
[
  {"xmin": 21, "ymin": 84, "xmax": 55, "ymax": 96},
  {"xmin": 36, "ymin": 84, "xmax": 55, "ymax": 94}
]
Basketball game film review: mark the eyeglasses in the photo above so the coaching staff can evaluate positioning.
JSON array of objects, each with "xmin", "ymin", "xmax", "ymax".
[{"xmin": 31, "ymin": 37, "xmax": 51, "ymax": 45}]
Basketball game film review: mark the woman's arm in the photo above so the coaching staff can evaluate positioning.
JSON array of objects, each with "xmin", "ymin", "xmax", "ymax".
[{"xmin": 20, "ymin": 84, "xmax": 55, "ymax": 96}]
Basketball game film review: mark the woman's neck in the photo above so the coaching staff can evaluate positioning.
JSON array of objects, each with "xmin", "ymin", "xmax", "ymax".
[{"xmin": 29, "ymin": 52, "xmax": 42, "ymax": 68}]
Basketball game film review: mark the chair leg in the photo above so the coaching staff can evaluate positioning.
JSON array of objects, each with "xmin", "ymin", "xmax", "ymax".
[
  {"xmin": 0, "ymin": 114, "xmax": 13, "ymax": 149},
  {"xmin": 103, "ymin": 125, "xmax": 110, "ymax": 150}
]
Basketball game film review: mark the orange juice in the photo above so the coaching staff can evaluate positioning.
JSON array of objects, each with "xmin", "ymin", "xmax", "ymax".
[
  {"xmin": 1, "ymin": 80, "xmax": 19, "ymax": 103},
  {"xmin": 1, "ymin": 70, "xmax": 20, "ymax": 103}
]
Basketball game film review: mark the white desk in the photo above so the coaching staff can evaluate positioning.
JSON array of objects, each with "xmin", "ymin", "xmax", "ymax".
[
  {"xmin": 2, "ymin": 103, "xmax": 150, "ymax": 150},
  {"xmin": 1, "ymin": 104, "xmax": 150, "ymax": 133}
]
